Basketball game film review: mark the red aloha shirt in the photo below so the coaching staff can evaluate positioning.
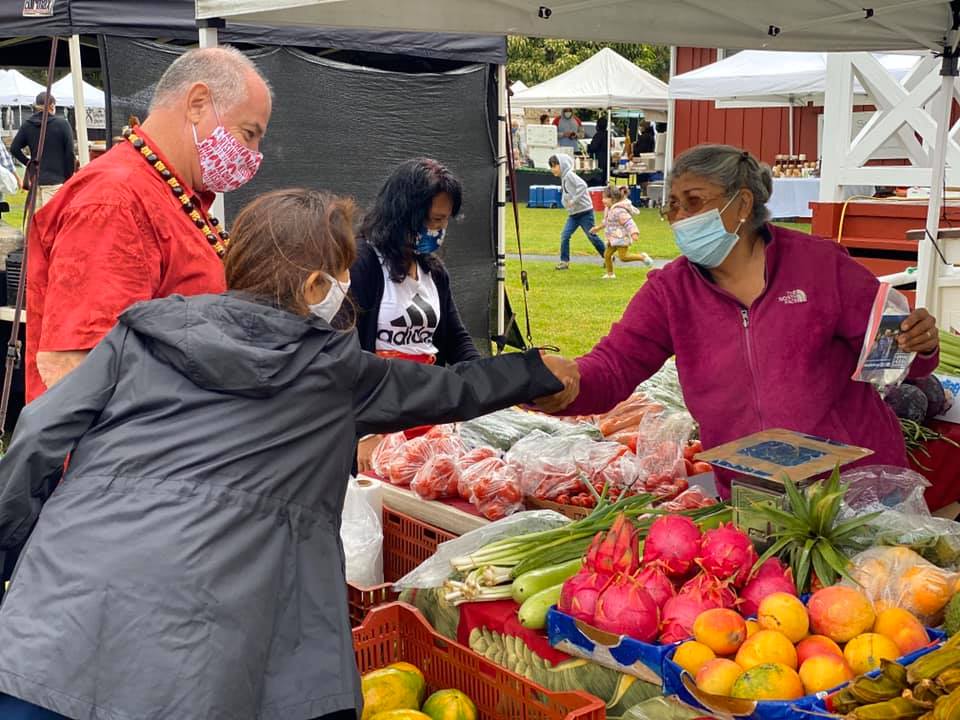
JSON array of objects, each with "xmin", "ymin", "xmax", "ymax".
[{"xmin": 26, "ymin": 126, "xmax": 226, "ymax": 402}]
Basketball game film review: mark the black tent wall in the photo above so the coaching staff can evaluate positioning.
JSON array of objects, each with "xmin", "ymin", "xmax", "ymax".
[
  {"xmin": 102, "ymin": 38, "xmax": 499, "ymax": 355},
  {"xmin": 0, "ymin": 1, "xmax": 506, "ymax": 64}
]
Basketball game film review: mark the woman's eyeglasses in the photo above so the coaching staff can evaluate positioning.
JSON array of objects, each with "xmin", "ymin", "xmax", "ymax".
[{"xmin": 659, "ymin": 195, "xmax": 726, "ymax": 221}]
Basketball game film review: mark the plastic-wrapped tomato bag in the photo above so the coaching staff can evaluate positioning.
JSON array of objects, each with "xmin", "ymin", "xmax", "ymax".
[
  {"xmin": 371, "ymin": 432, "xmax": 407, "ymax": 478},
  {"xmin": 472, "ymin": 464, "xmax": 523, "ymax": 521},
  {"xmin": 657, "ymin": 486, "xmax": 717, "ymax": 512},
  {"xmin": 387, "ymin": 436, "xmax": 435, "ymax": 487},
  {"xmin": 634, "ymin": 411, "xmax": 695, "ymax": 488},
  {"xmin": 571, "ymin": 441, "xmax": 634, "ymax": 489},
  {"xmin": 459, "ymin": 446, "xmax": 499, "ymax": 470},
  {"xmin": 458, "ymin": 456, "xmax": 505, "ymax": 501},
  {"xmin": 505, "ymin": 431, "xmax": 584, "ymax": 501},
  {"xmin": 410, "ymin": 454, "xmax": 462, "ymax": 501}
]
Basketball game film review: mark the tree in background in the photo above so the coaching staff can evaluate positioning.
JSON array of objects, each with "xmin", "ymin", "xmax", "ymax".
[{"xmin": 508, "ymin": 38, "xmax": 669, "ymax": 86}]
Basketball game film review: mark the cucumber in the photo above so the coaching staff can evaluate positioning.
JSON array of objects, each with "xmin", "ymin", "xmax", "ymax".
[
  {"xmin": 511, "ymin": 558, "xmax": 583, "ymax": 604},
  {"xmin": 518, "ymin": 584, "xmax": 563, "ymax": 630}
]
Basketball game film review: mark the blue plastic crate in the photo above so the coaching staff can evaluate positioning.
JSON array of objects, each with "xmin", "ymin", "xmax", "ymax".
[
  {"xmin": 527, "ymin": 185, "xmax": 543, "ymax": 208},
  {"xmin": 542, "ymin": 185, "xmax": 562, "ymax": 208},
  {"xmin": 629, "ymin": 185, "xmax": 643, "ymax": 205}
]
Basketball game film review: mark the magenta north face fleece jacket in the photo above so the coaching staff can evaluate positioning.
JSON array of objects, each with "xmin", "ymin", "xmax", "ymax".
[{"xmin": 563, "ymin": 225, "xmax": 937, "ymax": 484}]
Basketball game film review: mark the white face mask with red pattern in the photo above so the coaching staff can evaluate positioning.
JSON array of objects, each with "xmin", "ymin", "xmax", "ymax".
[{"xmin": 192, "ymin": 102, "xmax": 263, "ymax": 193}]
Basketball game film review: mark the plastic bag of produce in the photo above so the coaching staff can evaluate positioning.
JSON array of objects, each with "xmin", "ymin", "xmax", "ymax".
[
  {"xmin": 844, "ymin": 546, "xmax": 960, "ymax": 625},
  {"xmin": 595, "ymin": 392, "xmax": 664, "ymax": 438},
  {"xmin": 393, "ymin": 509, "xmax": 570, "ymax": 589},
  {"xmin": 470, "ymin": 463, "xmax": 524, "ymax": 520},
  {"xmin": 459, "ymin": 407, "xmax": 600, "ymax": 451},
  {"xmin": 457, "ymin": 455, "xmax": 505, "ymax": 500},
  {"xmin": 837, "ymin": 465, "xmax": 960, "ymax": 567},
  {"xmin": 410, "ymin": 454, "xmax": 462, "ymax": 501},
  {"xmin": 842, "ymin": 464, "xmax": 931, "ymax": 515},
  {"xmin": 340, "ymin": 476, "xmax": 383, "ymax": 586},
  {"xmin": 633, "ymin": 411, "xmax": 695, "ymax": 496},
  {"xmin": 506, "ymin": 431, "xmax": 586, "ymax": 500},
  {"xmin": 371, "ymin": 431, "xmax": 407, "ymax": 478},
  {"xmin": 387, "ymin": 435, "xmax": 435, "ymax": 486},
  {"xmin": 635, "ymin": 360, "xmax": 690, "ymax": 419}
]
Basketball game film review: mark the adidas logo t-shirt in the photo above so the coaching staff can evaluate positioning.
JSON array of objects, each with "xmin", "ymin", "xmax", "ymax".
[{"xmin": 375, "ymin": 263, "xmax": 441, "ymax": 356}]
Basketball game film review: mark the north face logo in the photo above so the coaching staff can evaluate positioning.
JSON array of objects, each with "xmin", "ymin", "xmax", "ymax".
[
  {"xmin": 378, "ymin": 293, "xmax": 438, "ymax": 346},
  {"xmin": 778, "ymin": 289, "xmax": 808, "ymax": 305}
]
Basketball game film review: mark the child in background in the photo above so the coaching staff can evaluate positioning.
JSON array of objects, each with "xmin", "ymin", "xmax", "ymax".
[
  {"xmin": 592, "ymin": 185, "xmax": 654, "ymax": 279},
  {"xmin": 549, "ymin": 154, "xmax": 606, "ymax": 270}
]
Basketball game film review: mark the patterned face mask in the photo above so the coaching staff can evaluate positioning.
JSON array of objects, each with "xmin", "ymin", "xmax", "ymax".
[{"xmin": 192, "ymin": 102, "xmax": 263, "ymax": 193}]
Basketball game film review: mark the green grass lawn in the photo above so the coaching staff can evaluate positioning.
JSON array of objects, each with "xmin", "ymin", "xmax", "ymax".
[
  {"xmin": 2, "ymin": 190, "xmax": 26, "ymax": 229},
  {"xmin": 504, "ymin": 258, "xmax": 646, "ymax": 357}
]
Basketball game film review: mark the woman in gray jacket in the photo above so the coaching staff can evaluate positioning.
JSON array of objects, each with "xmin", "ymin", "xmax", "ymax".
[{"xmin": 0, "ymin": 189, "xmax": 568, "ymax": 720}]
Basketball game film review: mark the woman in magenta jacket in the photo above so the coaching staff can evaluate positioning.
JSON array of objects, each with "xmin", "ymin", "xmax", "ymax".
[{"xmin": 541, "ymin": 144, "xmax": 940, "ymax": 494}]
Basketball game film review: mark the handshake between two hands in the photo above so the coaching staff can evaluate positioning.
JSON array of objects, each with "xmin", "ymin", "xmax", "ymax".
[{"xmin": 535, "ymin": 353, "xmax": 580, "ymax": 413}]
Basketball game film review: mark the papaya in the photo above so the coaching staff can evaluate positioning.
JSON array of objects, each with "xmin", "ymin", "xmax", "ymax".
[
  {"xmin": 361, "ymin": 664, "xmax": 426, "ymax": 720},
  {"xmin": 421, "ymin": 689, "xmax": 478, "ymax": 720}
]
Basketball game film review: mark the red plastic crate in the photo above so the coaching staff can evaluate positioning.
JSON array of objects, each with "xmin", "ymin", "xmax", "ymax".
[
  {"xmin": 347, "ymin": 506, "xmax": 459, "ymax": 627},
  {"xmin": 354, "ymin": 602, "xmax": 605, "ymax": 720}
]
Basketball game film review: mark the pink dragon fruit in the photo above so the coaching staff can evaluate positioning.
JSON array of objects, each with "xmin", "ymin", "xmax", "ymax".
[
  {"xmin": 558, "ymin": 570, "xmax": 610, "ymax": 622},
  {"xmin": 680, "ymin": 572, "xmax": 738, "ymax": 609},
  {"xmin": 593, "ymin": 574, "xmax": 660, "ymax": 642},
  {"xmin": 634, "ymin": 564, "xmax": 676, "ymax": 610},
  {"xmin": 739, "ymin": 558, "xmax": 797, "ymax": 616},
  {"xmin": 642, "ymin": 515, "xmax": 702, "ymax": 578},
  {"xmin": 659, "ymin": 592, "xmax": 723, "ymax": 644},
  {"xmin": 697, "ymin": 523, "xmax": 760, "ymax": 588}
]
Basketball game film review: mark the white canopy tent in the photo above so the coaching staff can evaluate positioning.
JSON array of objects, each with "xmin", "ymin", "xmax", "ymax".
[
  {"xmin": 194, "ymin": 0, "xmax": 960, "ymax": 329},
  {"xmin": 669, "ymin": 51, "xmax": 922, "ymax": 106},
  {"xmin": 511, "ymin": 47, "xmax": 667, "ymax": 111},
  {"xmin": 512, "ymin": 47, "xmax": 668, "ymax": 182},
  {"xmin": 0, "ymin": 69, "xmax": 44, "ymax": 106},
  {"xmin": 50, "ymin": 73, "xmax": 106, "ymax": 109},
  {"xmin": 668, "ymin": 50, "xmax": 923, "ymax": 154}
]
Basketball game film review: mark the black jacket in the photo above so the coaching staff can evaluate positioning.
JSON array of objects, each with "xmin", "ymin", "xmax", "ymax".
[
  {"xmin": 588, "ymin": 130, "xmax": 608, "ymax": 169},
  {"xmin": 0, "ymin": 292, "xmax": 561, "ymax": 720},
  {"xmin": 349, "ymin": 242, "xmax": 481, "ymax": 366},
  {"xmin": 11, "ymin": 111, "xmax": 75, "ymax": 186}
]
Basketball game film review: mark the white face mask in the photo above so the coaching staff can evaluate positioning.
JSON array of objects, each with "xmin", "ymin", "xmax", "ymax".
[{"xmin": 308, "ymin": 273, "xmax": 350, "ymax": 323}]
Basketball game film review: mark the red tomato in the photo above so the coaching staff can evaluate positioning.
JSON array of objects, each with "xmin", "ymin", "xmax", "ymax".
[{"xmin": 692, "ymin": 461, "xmax": 712, "ymax": 475}]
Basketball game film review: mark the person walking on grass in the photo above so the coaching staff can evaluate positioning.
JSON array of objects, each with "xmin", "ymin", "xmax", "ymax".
[
  {"xmin": 592, "ymin": 185, "xmax": 654, "ymax": 279},
  {"xmin": 550, "ymin": 153, "xmax": 605, "ymax": 270}
]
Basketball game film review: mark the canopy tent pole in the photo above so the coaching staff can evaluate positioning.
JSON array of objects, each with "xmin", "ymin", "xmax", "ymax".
[
  {"xmin": 69, "ymin": 35, "xmax": 90, "ymax": 167},
  {"xmin": 606, "ymin": 106, "xmax": 612, "ymax": 185},
  {"xmin": 664, "ymin": 46, "xmax": 677, "ymax": 181},
  {"xmin": 915, "ymin": 41, "xmax": 959, "ymax": 313},
  {"xmin": 198, "ymin": 19, "xmax": 226, "ymax": 223},
  {"xmin": 496, "ymin": 63, "xmax": 506, "ymax": 339},
  {"xmin": 788, "ymin": 97, "xmax": 795, "ymax": 156}
]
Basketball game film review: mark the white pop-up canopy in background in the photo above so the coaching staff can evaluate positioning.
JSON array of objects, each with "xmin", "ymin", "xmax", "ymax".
[
  {"xmin": 511, "ymin": 47, "xmax": 667, "ymax": 113},
  {"xmin": 0, "ymin": 69, "xmax": 44, "ymax": 106},
  {"xmin": 50, "ymin": 73, "xmax": 105, "ymax": 109},
  {"xmin": 668, "ymin": 51, "xmax": 923, "ymax": 106}
]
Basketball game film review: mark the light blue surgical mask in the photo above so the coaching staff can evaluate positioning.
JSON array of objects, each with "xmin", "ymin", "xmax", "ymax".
[
  {"xmin": 308, "ymin": 273, "xmax": 350, "ymax": 323},
  {"xmin": 415, "ymin": 226, "xmax": 445, "ymax": 255},
  {"xmin": 670, "ymin": 194, "xmax": 744, "ymax": 268}
]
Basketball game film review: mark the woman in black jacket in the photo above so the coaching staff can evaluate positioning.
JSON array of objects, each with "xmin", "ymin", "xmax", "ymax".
[
  {"xmin": 0, "ymin": 188, "xmax": 567, "ymax": 720},
  {"xmin": 352, "ymin": 158, "xmax": 481, "ymax": 472}
]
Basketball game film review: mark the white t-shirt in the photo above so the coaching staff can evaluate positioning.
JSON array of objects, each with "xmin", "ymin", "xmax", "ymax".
[{"xmin": 375, "ymin": 262, "xmax": 441, "ymax": 356}]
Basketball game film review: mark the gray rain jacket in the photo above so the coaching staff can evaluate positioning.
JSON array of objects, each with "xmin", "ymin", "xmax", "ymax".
[{"xmin": 0, "ymin": 292, "xmax": 562, "ymax": 720}]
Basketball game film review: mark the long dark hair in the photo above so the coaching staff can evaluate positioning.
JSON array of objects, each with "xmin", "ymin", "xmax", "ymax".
[{"xmin": 358, "ymin": 158, "xmax": 463, "ymax": 283}]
